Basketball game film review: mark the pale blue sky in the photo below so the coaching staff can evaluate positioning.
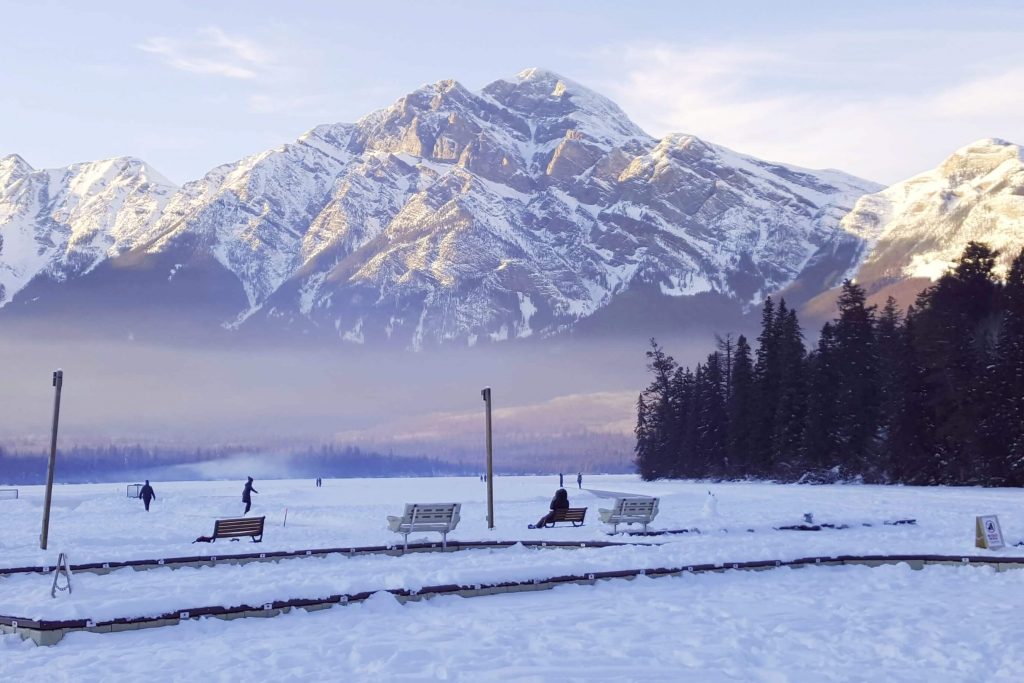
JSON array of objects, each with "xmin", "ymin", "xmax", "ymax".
[{"xmin": 2, "ymin": 1, "xmax": 1022, "ymax": 184}]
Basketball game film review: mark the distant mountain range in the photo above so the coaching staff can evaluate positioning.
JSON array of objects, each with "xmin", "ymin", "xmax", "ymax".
[{"xmin": 2, "ymin": 68, "xmax": 1021, "ymax": 347}]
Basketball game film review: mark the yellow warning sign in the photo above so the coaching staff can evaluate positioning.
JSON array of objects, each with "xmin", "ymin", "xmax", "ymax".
[{"xmin": 975, "ymin": 515, "xmax": 1005, "ymax": 550}]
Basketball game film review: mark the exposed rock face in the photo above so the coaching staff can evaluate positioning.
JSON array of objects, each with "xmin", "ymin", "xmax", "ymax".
[
  {"xmin": 0, "ymin": 68, "xmax": 883, "ymax": 347},
  {"xmin": 841, "ymin": 138, "xmax": 1024, "ymax": 288},
  {"xmin": 0, "ymin": 155, "xmax": 175, "ymax": 306},
  {"xmin": 792, "ymin": 139, "xmax": 1024, "ymax": 326}
]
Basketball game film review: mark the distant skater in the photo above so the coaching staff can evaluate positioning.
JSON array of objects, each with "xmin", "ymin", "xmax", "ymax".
[
  {"xmin": 529, "ymin": 488, "xmax": 570, "ymax": 529},
  {"xmin": 242, "ymin": 476, "xmax": 258, "ymax": 515},
  {"xmin": 559, "ymin": 472, "xmax": 564, "ymax": 487},
  {"xmin": 315, "ymin": 477, "xmax": 322, "ymax": 487},
  {"xmin": 577, "ymin": 472, "xmax": 583, "ymax": 489},
  {"xmin": 140, "ymin": 480, "xmax": 156, "ymax": 511}
]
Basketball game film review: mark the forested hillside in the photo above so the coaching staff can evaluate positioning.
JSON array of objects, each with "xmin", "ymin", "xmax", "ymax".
[{"xmin": 636, "ymin": 242, "xmax": 1024, "ymax": 486}]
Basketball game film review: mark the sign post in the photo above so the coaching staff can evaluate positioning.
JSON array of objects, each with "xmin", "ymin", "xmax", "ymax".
[
  {"xmin": 481, "ymin": 386, "xmax": 494, "ymax": 530},
  {"xmin": 975, "ymin": 515, "xmax": 1005, "ymax": 550},
  {"xmin": 40, "ymin": 369, "xmax": 64, "ymax": 550}
]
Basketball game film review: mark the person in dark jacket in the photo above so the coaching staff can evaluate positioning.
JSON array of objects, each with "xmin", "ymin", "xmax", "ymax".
[
  {"xmin": 140, "ymin": 480, "xmax": 156, "ymax": 511},
  {"xmin": 242, "ymin": 476, "xmax": 258, "ymax": 514},
  {"xmin": 577, "ymin": 472, "xmax": 583, "ymax": 489},
  {"xmin": 529, "ymin": 488, "xmax": 570, "ymax": 528}
]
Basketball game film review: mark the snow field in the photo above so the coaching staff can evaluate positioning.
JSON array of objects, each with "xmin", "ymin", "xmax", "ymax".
[
  {"xmin": 1, "ymin": 475, "xmax": 1023, "ymax": 680},
  {"xmin": 2, "ymin": 475, "xmax": 1021, "ymax": 570},
  {"xmin": 2, "ymin": 563, "xmax": 1023, "ymax": 681}
]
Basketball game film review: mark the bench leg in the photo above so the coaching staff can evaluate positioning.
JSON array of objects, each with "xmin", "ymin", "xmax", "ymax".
[
  {"xmin": 403, "ymin": 532, "xmax": 409, "ymax": 554},
  {"xmin": 442, "ymin": 531, "xmax": 447, "ymax": 551}
]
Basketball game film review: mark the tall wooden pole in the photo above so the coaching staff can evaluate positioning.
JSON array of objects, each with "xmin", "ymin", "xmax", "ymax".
[
  {"xmin": 481, "ymin": 386, "xmax": 494, "ymax": 529},
  {"xmin": 40, "ymin": 369, "xmax": 63, "ymax": 550}
]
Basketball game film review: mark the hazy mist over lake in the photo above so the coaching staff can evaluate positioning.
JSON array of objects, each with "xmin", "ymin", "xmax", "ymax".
[{"xmin": 0, "ymin": 332, "xmax": 715, "ymax": 455}]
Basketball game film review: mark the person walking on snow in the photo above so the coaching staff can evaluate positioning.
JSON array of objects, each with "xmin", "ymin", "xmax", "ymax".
[
  {"xmin": 140, "ymin": 480, "xmax": 156, "ymax": 511},
  {"xmin": 559, "ymin": 472, "xmax": 564, "ymax": 487},
  {"xmin": 242, "ymin": 476, "xmax": 258, "ymax": 515},
  {"xmin": 577, "ymin": 472, "xmax": 583, "ymax": 489}
]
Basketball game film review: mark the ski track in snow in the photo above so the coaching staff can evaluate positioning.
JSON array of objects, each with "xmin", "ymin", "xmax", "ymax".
[{"xmin": 1, "ymin": 475, "xmax": 1023, "ymax": 680}]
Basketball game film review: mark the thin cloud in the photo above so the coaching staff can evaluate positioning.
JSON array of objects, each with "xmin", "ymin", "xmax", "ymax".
[
  {"xmin": 137, "ymin": 26, "xmax": 271, "ymax": 80},
  {"xmin": 602, "ymin": 33, "xmax": 1024, "ymax": 184}
]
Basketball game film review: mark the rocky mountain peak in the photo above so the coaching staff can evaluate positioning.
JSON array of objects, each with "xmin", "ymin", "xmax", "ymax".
[
  {"xmin": 0, "ymin": 154, "xmax": 33, "ymax": 188},
  {"xmin": 482, "ymin": 67, "xmax": 649, "ymax": 148},
  {"xmin": 835, "ymin": 137, "xmax": 1024, "ymax": 295},
  {"xmin": 937, "ymin": 137, "xmax": 1022, "ymax": 186},
  {"xmin": 63, "ymin": 156, "xmax": 177, "ymax": 197}
]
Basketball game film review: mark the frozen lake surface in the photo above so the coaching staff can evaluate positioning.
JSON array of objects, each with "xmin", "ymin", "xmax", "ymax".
[{"xmin": 1, "ymin": 475, "xmax": 1023, "ymax": 680}]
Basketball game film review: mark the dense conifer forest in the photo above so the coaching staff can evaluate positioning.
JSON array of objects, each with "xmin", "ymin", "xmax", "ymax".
[{"xmin": 635, "ymin": 242, "xmax": 1024, "ymax": 486}]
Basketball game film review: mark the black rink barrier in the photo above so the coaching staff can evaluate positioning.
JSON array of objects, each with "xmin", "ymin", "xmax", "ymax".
[
  {"xmin": 620, "ymin": 518, "xmax": 917, "ymax": 537},
  {"xmin": 0, "ymin": 539, "xmax": 644, "ymax": 578},
  {"xmin": 2, "ymin": 553, "xmax": 1023, "ymax": 646}
]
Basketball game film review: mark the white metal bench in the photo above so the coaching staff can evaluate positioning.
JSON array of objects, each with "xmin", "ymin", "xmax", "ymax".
[
  {"xmin": 387, "ymin": 503, "xmax": 461, "ymax": 552},
  {"xmin": 599, "ymin": 497, "xmax": 659, "ymax": 533}
]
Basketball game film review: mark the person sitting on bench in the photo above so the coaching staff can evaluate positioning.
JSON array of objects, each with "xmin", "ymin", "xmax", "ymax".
[{"xmin": 529, "ymin": 488, "xmax": 570, "ymax": 529}]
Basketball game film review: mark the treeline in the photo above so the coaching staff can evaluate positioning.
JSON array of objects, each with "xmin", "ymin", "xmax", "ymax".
[
  {"xmin": 0, "ymin": 443, "xmax": 473, "ymax": 484},
  {"xmin": 0, "ymin": 444, "xmax": 246, "ymax": 484},
  {"xmin": 290, "ymin": 444, "xmax": 472, "ymax": 478},
  {"xmin": 635, "ymin": 242, "xmax": 1024, "ymax": 486}
]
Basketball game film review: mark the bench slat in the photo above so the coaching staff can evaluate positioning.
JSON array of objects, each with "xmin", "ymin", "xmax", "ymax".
[
  {"xmin": 388, "ymin": 503, "xmax": 461, "ymax": 552},
  {"xmin": 544, "ymin": 507, "xmax": 587, "ymax": 527},
  {"xmin": 600, "ymin": 498, "xmax": 659, "ymax": 531},
  {"xmin": 212, "ymin": 516, "xmax": 265, "ymax": 542}
]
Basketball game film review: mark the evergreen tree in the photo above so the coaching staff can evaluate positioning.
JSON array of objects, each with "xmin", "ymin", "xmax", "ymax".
[
  {"xmin": 726, "ymin": 335, "xmax": 755, "ymax": 477},
  {"xmin": 912, "ymin": 242, "xmax": 1002, "ymax": 482},
  {"xmin": 695, "ymin": 351, "xmax": 729, "ymax": 477},
  {"xmin": 874, "ymin": 296, "xmax": 903, "ymax": 480},
  {"xmin": 716, "ymin": 333, "xmax": 735, "ymax": 403},
  {"xmin": 674, "ymin": 366, "xmax": 698, "ymax": 477},
  {"xmin": 770, "ymin": 303, "xmax": 807, "ymax": 477},
  {"xmin": 751, "ymin": 297, "xmax": 780, "ymax": 476},
  {"xmin": 886, "ymin": 310, "xmax": 937, "ymax": 483},
  {"xmin": 802, "ymin": 322, "xmax": 841, "ymax": 473},
  {"xmin": 831, "ymin": 280, "xmax": 880, "ymax": 478},
  {"xmin": 634, "ymin": 339, "xmax": 678, "ymax": 480},
  {"xmin": 991, "ymin": 248, "xmax": 1024, "ymax": 484}
]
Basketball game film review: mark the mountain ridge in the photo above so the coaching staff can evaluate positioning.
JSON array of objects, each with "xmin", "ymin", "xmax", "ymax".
[{"xmin": 5, "ymin": 68, "xmax": 1015, "ymax": 349}]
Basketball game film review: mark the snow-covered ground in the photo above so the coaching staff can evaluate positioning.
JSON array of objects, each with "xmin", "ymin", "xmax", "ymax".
[{"xmin": 2, "ymin": 475, "xmax": 1023, "ymax": 680}]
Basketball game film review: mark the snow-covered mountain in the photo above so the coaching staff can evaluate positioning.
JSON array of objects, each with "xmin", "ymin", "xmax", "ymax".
[
  {"xmin": 841, "ymin": 138, "xmax": 1024, "ymax": 288},
  {"xmin": 1, "ymin": 68, "xmax": 897, "ymax": 346},
  {"xmin": 0, "ymin": 155, "xmax": 175, "ymax": 306}
]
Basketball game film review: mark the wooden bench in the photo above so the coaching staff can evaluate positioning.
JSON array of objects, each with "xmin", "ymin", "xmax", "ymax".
[
  {"xmin": 541, "ymin": 507, "xmax": 587, "ymax": 527},
  {"xmin": 210, "ymin": 516, "xmax": 265, "ymax": 543},
  {"xmin": 387, "ymin": 503, "xmax": 461, "ymax": 552},
  {"xmin": 599, "ymin": 497, "xmax": 659, "ymax": 533}
]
